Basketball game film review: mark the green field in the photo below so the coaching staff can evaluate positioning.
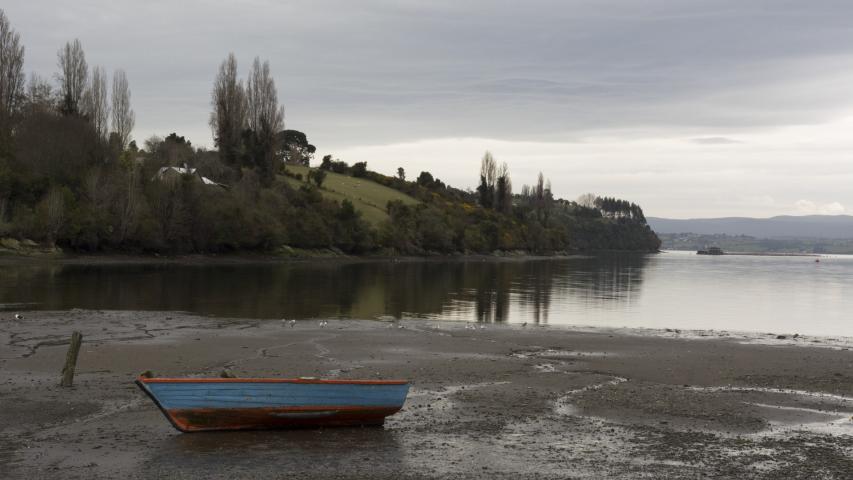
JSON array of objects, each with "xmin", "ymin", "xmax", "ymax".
[{"xmin": 282, "ymin": 165, "xmax": 419, "ymax": 225}]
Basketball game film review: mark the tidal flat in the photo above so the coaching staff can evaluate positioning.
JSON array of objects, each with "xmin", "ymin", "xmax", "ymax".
[{"xmin": 1, "ymin": 311, "xmax": 852, "ymax": 479}]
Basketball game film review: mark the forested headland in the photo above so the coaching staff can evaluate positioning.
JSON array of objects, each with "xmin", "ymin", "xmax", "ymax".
[{"xmin": 0, "ymin": 11, "xmax": 659, "ymax": 257}]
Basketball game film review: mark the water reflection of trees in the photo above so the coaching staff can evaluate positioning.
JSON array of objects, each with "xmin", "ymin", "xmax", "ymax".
[
  {"xmin": 565, "ymin": 254, "xmax": 650, "ymax": 307},
  {"xmin": 0, "ymin": 255, "xmax": 650, "ymax": 324}
]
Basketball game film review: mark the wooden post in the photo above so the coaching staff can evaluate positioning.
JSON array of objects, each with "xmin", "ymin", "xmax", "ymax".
[{"xmin": 60, "ymin": 331, "xmax": 83, "ymax": 387}]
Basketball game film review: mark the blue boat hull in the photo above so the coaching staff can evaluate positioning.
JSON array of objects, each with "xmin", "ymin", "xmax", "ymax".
[{"xmin": 137, "ymin": 377, "xmax": 410, "ymax": 432}]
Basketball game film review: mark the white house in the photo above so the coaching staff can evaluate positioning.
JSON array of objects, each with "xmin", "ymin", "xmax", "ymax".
[{"xmin": 153, "ymin": 166, "xmax": 226, "ymax": 189}]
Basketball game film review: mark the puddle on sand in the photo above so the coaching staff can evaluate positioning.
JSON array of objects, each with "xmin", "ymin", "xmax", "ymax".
[
  {"xmin": 681, "ymin": 385, "xmax": 853, "ymax": 438},
  {"xmin": 556, "ymin": 382, "xmax": 853, "ymax": 439},
  {"xmin": 512, "ymin": 349, "xmax": 613, "ymax": 360},
  {"xmin": 746, "ymin": 402, "xmax": 853, "ymax": 438},
  {"xmin": 533, "ymin": 363, "xmax": 557, "ymax": 373},
  {"xmin": 689, "ymin": 385, "xmax": 853, "ymax": 404}
]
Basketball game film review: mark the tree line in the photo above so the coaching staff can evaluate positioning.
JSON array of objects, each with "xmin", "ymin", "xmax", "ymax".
[
  {"xmin": 0, "ymin": 9, "xmax": 659, "ymax": 255},
  {"xmin": 0, "ymin": 10, "xmax": 369, "ymax": 253}
]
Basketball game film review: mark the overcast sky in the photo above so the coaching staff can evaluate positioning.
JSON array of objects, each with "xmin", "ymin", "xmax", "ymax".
[{"xmin": 5, "ymin": 0, "xmax": 853, "ymax": 218}]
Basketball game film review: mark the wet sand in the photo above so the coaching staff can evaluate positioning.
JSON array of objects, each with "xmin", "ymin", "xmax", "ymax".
[{"xmin": 1, "ymin": 311, "xmax": 852, "ymax": 479}]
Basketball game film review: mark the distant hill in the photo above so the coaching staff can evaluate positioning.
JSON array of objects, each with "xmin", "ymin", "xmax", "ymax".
[
  {"xmin": 656, "ymin": 232, "xmax": 853, "ymax": 254},
  {"xmin": 647, "ymin": 215, "xmax": 853, "ymax": 239}
]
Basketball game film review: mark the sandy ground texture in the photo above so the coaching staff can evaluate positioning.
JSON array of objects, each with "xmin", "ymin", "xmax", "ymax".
[{"xmin": 1, "ymin": 311, "xmax": 852, "ymax": 479}]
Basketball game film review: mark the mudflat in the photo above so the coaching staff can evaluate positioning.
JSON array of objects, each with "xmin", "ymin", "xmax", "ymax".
[{"xmin": 1, "ymin": 311, "xmax": 851, "ymax": 479}]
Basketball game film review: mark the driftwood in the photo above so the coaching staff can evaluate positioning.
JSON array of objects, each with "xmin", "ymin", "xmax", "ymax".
[{"xmin": 60, "ymin": 331, "xmax": 83, "ymax": 387}]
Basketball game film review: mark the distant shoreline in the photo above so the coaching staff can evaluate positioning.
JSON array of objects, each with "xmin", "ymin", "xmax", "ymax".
[
  {"xmin": 665, "ymin": 249, "xmax": 824, "ymax": 258},
  {"xmin": 724, "ymin": 251, "xmax": 820, "ymax": 257}
]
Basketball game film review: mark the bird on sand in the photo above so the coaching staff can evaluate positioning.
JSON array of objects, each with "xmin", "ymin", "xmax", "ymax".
[
  {"xmin": 521, "ymin": 322, "xmax": 528, "ymax": 327},
  {"xmin": 290, "ymin": 319, "xmax": 296, "ymax": 328},
  {"xmin": 14, "ymin": 314, "xmax": 23, "ymax": 320},
  {"xmin": 320, "ymin": 320, "xmax": 327, "ymax": 328}
]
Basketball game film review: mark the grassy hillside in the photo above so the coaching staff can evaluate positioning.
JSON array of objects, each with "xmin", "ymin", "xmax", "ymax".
[{"xmin": 282, "ymin": 165, "xmax": 419, "ymax": 225}]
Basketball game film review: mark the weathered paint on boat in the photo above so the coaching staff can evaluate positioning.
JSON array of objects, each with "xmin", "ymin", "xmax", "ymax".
[{"xmin": 136, "ymin": 377, "xmax": 410, "ymax": 432}]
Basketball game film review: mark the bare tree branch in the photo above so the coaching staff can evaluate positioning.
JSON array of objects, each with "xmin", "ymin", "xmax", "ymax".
[
  {"xmin": 245, "ymin": 57, "xmax": 284, "ymax": 181},
  {"xmin": 209, "ymin": 53, "xmax": 246, "ymax": 165},
  {"xmin": 0, "ymin": 9, "xmax": 25, "ymax": 138},
  {"xmin": 577, "ymin": 193, "xmax": 597, "ymax": 208},
  {"xmin": 26, "ymin": 73, "xmax": 53, "ymax": 112},
  {"xmin": 111, "ymin": 69, "xmax": 134, "ymax": 150},
  {"xmin": 478, "ymin": 151, "xmax": 497, "ymax": 208},
  {"xmin": 56, "ymin": 39, "xmax": 88, "ymax": 116},
  {"xmin": 83, "ymin": 66, "xmax": 109, "ymax": 140},
  {"xmin": 246, "ymin": 57, "xmax": 283, "ymax": 136}
]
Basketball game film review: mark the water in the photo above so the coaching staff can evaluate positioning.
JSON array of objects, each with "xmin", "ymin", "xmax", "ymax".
[{"xmin": 1, "ymin": 252, "xmax": 852, "ymax": 336}]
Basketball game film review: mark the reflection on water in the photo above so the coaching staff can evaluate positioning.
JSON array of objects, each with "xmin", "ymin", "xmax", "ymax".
[
  {"xmin": 3, "ymin": 252, "xmax": 853, "ymax": 336},
  {"xmin": 0, "ymin": 256, "xmax": 648, "ymax": 325}
]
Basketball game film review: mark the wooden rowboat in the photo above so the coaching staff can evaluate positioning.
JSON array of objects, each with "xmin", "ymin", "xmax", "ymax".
[{"xmin": 136, "ymin": 376, "xmax": 410, "ymax": 432}]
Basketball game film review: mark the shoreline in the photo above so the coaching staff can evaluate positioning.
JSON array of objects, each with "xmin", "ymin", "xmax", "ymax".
[
  {"xmin": 9, "ymin": 247, "xmax": 848, "ymax": 267},
  {"xmin": 2, "ymin": 310, "xmax": 851, "ymax": 479},
  {"xmin": 0, "ymin": 250, "xmax": 617, "ymax": 266}
]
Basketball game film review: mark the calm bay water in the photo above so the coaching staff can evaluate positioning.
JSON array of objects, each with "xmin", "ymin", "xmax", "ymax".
[{"xmin": 1, "ymin": 252, "xmax": 852, "ymax": 336}]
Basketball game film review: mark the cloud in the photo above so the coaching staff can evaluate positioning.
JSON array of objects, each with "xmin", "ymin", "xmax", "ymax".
[
  {"xmin": 336, "ymin": 115, "xmax": 853, "ymax": 218},
  {"xmin": 690, "ymin": 137, "xmax": 742, "ymax": 145},
  {"xmin": 5, "ymin": 1, "xmax": 853, "ymax": 218},
  {"xmin": 742, "ymin": 195, "xmax": 775, "ymax": 207},
  {"xmin": 794, "ymin": 200, "xmax": 846, "ymax": 215},
  {"xmin": 6, "ymin": 1, "xmax": 853, "ymax": 148}
]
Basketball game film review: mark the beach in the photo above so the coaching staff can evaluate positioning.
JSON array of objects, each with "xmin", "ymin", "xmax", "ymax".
[{"xmin": 1, "ymin": 311, "xmax": 852, "ymax": 479}]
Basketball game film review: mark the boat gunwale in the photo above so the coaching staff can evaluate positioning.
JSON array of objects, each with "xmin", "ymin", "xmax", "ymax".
[{"xmin": 138, "ymin": 376, "xmax": 409, "ymax": 385}]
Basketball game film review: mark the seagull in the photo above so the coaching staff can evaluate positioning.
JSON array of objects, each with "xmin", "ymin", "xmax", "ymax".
[
  {"xmin": 14, "ymin": 314, "xmax": 23, "ymax": 320},
  {"xmin": 480, "ymin": 325, "xmax": 485, "ymax": 330},
  {"xmin": 320, "ymin": 320, "xmax": 327, "ymax": 328},
  {"xmin": 289, "ymin": 319, "xmax": 296, "ymax": 328},
  {"xmin": 521, "ymin": 322, "xmax": 527, "ymax": 327}
]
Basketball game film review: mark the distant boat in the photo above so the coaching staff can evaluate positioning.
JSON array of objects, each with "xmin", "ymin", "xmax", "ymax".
[
  {"xmin": 697, "ymin": 247, "xmax": 724, "ymax": 255},
  {"xmin": 137, "ymin": 376, "xmax": 410, "ymax": 432}
]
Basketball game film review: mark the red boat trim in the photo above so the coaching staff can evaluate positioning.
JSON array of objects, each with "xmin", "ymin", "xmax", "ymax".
[
  {"xmin": 139, "ymin": 376, "xmax": 408, "ymax": 385},
  {"xmin": 166, "ymin": 406, "xmax": 402, "ymax": 432}
]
